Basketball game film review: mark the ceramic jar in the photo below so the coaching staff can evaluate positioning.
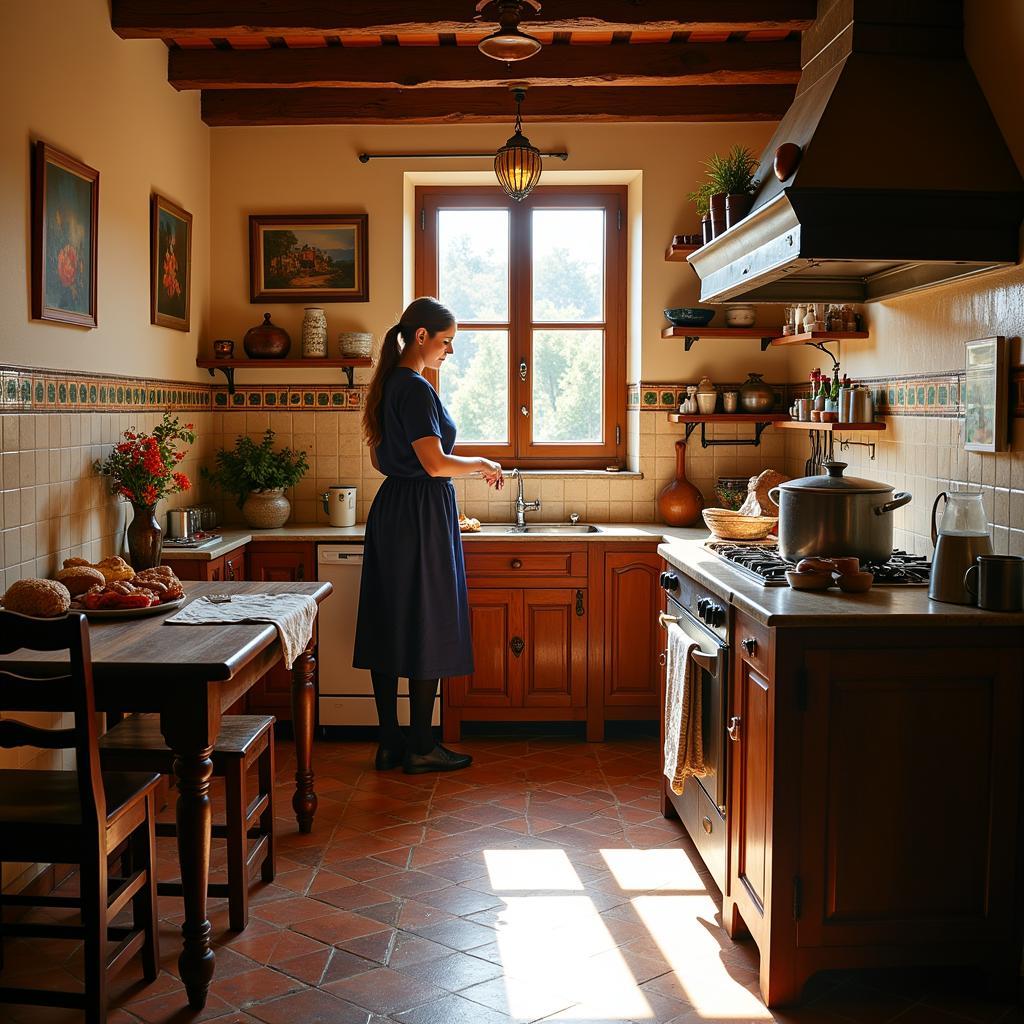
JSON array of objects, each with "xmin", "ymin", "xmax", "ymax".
[
  {"xmin": 243, "ymin": 313, "xmax": 291, "ymax": 359},
  {"xmin": 739, "ymin": 372, "xmax": 775, "ymax": 413},
  {"xmin": 338, "ymin": 331, "xmax": 374, "ymax": 358},
  {"xmin": 302, "ymin": 307, "xmax": 328, "ymax": 358},
  {"xmin": 695, "ymin": 376, "xmax": 717, "ymax": 414},
  {"xmin": 242, "ymin": 488, "xmax": 291, "ymax": 529}
]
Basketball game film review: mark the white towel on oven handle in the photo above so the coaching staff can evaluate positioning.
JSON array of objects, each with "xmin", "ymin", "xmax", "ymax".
[{"xmin": 663, "ymin": 621, "xmax": 707, "ymax": 795}]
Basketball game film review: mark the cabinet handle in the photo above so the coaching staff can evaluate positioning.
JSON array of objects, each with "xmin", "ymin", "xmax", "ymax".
[
  {"xmin": 727, "ymin": 716, "xmax": 741, "ymax": 741},
  {"xmin": 658, "ymin": 650, "xmax": 667, "ymax": 667},
  {"xmin": 297, "ymin": 563, "xmax": 305, "ymax": 580},
  {"xmin": 702, "ymin": 816, "xmax": 713, "ymax": 835},
  {"xmin": 510, "ymin": 636, "xmax": 525, "ymax": 657},
  {"xmin": 511, "ymin": 559, "xmax": 522, "ymax": 569},
  {"xmin": 226, "ymin": 560, "xmax": 235, "ymax": 581},
  {"xmin": 741, "ymin": 637, "xmax": 757, "ymax": 655},
  {"xmin": 575, "ymin": 589, "xmax": 584, "ymax": 616}
]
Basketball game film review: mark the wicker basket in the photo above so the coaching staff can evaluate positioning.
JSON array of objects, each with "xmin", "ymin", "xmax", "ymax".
[
  {"xmin": 702, "ymin": 507, "xmax": 778, "ymax": 540},
  {"xmin": 338, "ymin": 331, "xmax": 374, "ymax": 358}
]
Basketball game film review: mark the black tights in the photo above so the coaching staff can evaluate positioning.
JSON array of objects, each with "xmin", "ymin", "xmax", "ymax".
[{"xmin": 371, "ymin": 672, "xmax": 438, "ymax": 755}]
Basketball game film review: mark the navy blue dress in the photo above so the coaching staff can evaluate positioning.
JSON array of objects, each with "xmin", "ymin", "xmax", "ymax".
[{"xmin": 353, "ymin": 367, "xmax": 474, "ymax": 679}]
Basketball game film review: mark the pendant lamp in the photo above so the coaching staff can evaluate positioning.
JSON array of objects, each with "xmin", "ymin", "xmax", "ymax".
[
  {"xmin": 477, "ymin": 0, "xmax": 542, "ymax": 62},
  {"xmin": 494, "ymin": 88, "xmax": 543, "ymax": 201}
]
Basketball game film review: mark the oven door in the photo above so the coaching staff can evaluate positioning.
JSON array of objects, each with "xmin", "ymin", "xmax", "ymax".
[{"xmin": 660, "ymin": 600, "xmax": 728, "ymax": 814}]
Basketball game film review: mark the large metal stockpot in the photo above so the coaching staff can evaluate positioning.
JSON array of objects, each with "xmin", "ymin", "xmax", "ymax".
[{"xmin": 768, "ymin": 462, "xmax": 912, "ymax": 563}]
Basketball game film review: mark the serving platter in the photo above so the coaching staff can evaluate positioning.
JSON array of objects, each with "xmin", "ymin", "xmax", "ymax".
[{"xmin": 77, "ymin": 596, "xmax": 186, "ymax": 619}]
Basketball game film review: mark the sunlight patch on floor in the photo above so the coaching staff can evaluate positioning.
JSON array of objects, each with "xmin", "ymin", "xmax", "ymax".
[
  {"xmin": 483, "ymin": 848, "xmax": 585, "ymax": 891},
  {"xmin": 600, "ymin": 847, "xmax": 708, "ymax": 892}
]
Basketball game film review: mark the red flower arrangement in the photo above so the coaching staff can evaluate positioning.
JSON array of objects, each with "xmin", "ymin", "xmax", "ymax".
[{"xmin": 94, "ymin": 412, "xmax": 196, "ymax": 507}]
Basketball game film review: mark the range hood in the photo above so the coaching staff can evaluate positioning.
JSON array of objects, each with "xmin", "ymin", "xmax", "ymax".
[{"xmin": 689, "ymin": 0, "xmax": 1024, "ymax": 304}]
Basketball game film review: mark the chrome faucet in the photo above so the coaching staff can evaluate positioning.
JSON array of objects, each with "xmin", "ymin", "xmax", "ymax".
[{"xmin": 510, "ymin": 468, "xmax": 541, "ymax": 529}]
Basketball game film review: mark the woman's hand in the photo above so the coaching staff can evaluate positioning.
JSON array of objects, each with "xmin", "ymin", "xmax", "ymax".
[{"xmin": 479, "ymin": 458, "xmax": 504, "ymax": 490}]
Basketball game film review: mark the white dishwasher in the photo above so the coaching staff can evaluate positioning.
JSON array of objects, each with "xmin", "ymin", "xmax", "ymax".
[{"xmin": 316, "ymin": 544, "xmax": 437, "ymax": 727}]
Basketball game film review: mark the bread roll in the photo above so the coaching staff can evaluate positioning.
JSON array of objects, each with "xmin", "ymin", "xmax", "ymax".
[
  {"xmin": 55, "ymin": 565, "xmax": 106, "ymax": 597},
  {"xmin": 94, "ymin": 556, "xmax": 135, "ymax": 583},
  {"xmin": 3, "ymin": 578, "xmax": 71, "ymax": 617}
]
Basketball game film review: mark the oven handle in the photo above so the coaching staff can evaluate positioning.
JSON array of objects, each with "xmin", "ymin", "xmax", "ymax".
[{"xmin": 658, "ymin": 612, "xmax": 720, "ymax": 674}]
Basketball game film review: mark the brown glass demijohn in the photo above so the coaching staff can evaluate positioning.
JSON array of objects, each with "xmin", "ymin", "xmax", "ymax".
[
  {"xmin": 657, "ymin": 440, "xmax": 705, "ymax": 526},
  {"xmin": 243, "ymin": 313, "xmax": 291, "ymax": 359}
]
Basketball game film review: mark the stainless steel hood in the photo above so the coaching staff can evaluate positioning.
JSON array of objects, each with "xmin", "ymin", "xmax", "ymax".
[{"xmin": 689, "ymin": 0, "xmax": 1024, "ymax": 304}]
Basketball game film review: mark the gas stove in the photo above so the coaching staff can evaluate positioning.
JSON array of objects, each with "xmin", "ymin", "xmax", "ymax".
[{"xmin": 705, "ymin": 540, "xmax": 932, "ymax": 587}]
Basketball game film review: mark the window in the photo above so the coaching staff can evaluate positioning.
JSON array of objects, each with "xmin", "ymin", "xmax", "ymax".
[{"xmin": 416, "ymin": 186, "xmax": 626, "ymax": 469}]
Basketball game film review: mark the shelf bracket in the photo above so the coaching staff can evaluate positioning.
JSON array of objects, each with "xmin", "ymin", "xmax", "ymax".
[
  {"xmin": 695, "ymin": 421, "xmax": 772, "ymax": 448},
  {"xmin": 806, "ymin": 340, "xmax": 840, "ymax": 370},
  {"xmin": 839, "ymin": 436, "xmax": 876, "ymax": 460},
  {"xmin": 759, "ymin": 337, "xmax": 774, "ymax": 351},
  {"xmin": 684, "ymin": 336, "xmax": 699, "ymax": 352},
  {"xmin": 205, "ymin": 365, "xmax": 235, "ymax": 394},
  {"xmin": 341, "ymin": 365, "xmax": 356, "ymax": 388}
]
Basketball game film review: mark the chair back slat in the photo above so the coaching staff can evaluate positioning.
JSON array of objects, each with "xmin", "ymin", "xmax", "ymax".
[
  {"xmin": 0, "ymin": 720, "xmax": 76, "ymax": 750},
  {"xmin": 0, "ymin": 611, "xmax": 106, "ymax": 833}
]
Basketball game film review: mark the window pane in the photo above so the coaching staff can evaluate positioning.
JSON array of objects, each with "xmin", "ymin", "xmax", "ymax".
[
  {"xmin": 438, "ymin": 209, "xmax": 509, "ymax": 323},
  {"xmin": 439, "ymin": 329, "xmax": 509, "ymax": 445},
  {"xmin": 532, "ymin": 330, "xmax": 603, "ymax": 443},
  {"xmin": 532, "ymin": 209, "xmax": 604, "ymax": 323}
]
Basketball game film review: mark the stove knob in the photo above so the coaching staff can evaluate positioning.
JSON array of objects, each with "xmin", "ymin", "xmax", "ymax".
[
  {"xmin": 659, "ymin": 571, "xmax": 679, "ymax": 592},
  {"xmin": 697, "ymin": 597, "xmax": 709, "ymax": 620},
  {"xmin": 709, "ymin": 603, "xmax": 726, "ymax": 627}
]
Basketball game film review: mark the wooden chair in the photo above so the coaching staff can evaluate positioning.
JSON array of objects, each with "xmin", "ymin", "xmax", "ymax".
[
  {"xmin": 99, "ymin": 713, "xmax": 275, "ymax": 931},
  {"xmin": 0, "ymin": 610, "xmax": 160, "ymax": 1024}
]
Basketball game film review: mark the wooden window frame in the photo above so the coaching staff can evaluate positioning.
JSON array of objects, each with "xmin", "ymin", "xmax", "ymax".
[{"xmin": 416, "ymin": 185, "xmax": 627, "ymax": 470}]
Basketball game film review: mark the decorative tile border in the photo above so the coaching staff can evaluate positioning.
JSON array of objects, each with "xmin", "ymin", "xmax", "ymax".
[
  {"xmin": 212, "ymin": 385, "xmax": 364, "ymax": 410},
  {"xmin": 629, "ymin": 381, "xmax": 789, "ymax": 412}
]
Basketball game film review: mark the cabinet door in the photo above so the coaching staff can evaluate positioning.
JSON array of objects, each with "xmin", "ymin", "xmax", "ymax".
[
  {"xmin": 163, "ymin": 555, "xmax": 224, "ymax": 582},
  {"xmin": 446, "ymin": 589, "xmax": 522, "ymax": 709},
  {"xmin": 521, "ymin": 589, "xmax": 587, "ymax": 708},
  {"xmin": 245, "ymin": 543, "xmax": 316, "ymax": 718},
  {"xmin": 602, "ymin": 552, "xmax": 660, "ymax": 707},
  {"xmin": 796, "ymin": 645, "xmax": 1022, "ymax": 951},
  {"xmin": 729, "ymin": 641, "xmax": 773, "ymax": 926}
]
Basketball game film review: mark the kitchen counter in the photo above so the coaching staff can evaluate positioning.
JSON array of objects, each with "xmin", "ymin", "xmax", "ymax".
[
  {"xmin": 165, "ymin": 523, "xmax": 710, "ymax": 559},
  {"xmin": 659, "ymin": 536, "xmax": 1024, "ymax": 628}
]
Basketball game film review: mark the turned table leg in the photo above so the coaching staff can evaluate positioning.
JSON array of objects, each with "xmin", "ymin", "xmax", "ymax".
[
  {"xmin": 291, "ymin": 642, "xmax": 318, "ymax": 833},
  {"xmin": 172, "ymin": 744, "xmax": 216, "ymax": 1009}
]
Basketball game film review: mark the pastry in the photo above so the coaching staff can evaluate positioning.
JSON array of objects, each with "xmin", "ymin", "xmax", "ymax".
[
  {"xmin": 62, "ymin": 555, "xmax": 136, "ymax": 583},
  {"xmin": 134, "ymin": 567, "xmax": 184, "ymax": 602},
  {"xmin": 458, "ymin": 514, "xmax": 481, "ymax": 534},
  {"xmin": 55, "ymin": 565, "xmax": 106, "ymax": 597},
  {"xmin": 2, "ymin": 578, "xmax": 71, "ymax": 617}
]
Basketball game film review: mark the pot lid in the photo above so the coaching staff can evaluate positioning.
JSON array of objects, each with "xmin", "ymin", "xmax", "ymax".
[{"xmin": 777, "ymin": 461, "xmax": 891, "ymax": 495}]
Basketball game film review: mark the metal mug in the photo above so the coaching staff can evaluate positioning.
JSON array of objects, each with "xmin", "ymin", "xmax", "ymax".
[
  {"xmin": 722, "ymin": 391, "xmax": 739, "ymax": 413},
  {"xmin": 964, "ymin": 554, "xmax": 1024, "ymax": 611},
  {"xmin": 794, "ymin": 398, "xmax": 810, "ymax": 421},
  {"xmin": 166, "ymin": 509, "xmax": 191, "ymax": 539}
]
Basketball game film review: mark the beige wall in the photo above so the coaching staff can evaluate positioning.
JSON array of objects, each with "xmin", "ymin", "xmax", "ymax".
[{"xmin": 0, "ymin": 0, "xmax": 210, "ymax": 381}]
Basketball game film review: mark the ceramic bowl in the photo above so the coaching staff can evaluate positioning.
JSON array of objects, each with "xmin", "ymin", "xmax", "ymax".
[
  {"xmin": 836, "ymin": 570, "xmax": 874, "ymax": 593},
  {"xmin": 665, "ymin": 307, "xmax": 715, "ymax": 327},
  {"xmin": 724, "ymin": 305, "xmax": 756, "ymax": 327},
  {"xmin": 785, "ymin": 570, "xmax": 833, "ymax": 591},
  {"xmin": 830, "ymin": 557, "xmax": 860, "ymax": 575}
]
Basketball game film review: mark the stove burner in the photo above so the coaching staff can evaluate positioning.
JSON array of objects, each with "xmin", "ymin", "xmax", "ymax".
[{"xmin": 705, "ymin": 540, "xmax": 932, "ymax": 587}]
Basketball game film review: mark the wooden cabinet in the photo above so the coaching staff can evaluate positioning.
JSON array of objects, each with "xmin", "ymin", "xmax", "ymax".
[
  {"xmin": 163, "ymin": 545, "xmax": 247, "ymax": 583},
  {"xmin": 715, "ymin": 614, "xmax": 1024, "ymax": 1007},
  {"xmin": 245, "ymin": 542, "xmax": 317, "ymax": 719}
]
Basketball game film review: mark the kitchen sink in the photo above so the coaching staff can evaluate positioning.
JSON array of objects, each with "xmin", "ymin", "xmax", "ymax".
[{"xmin": 475, "ymin": 523, "xmax": 603, "ymax": 535}]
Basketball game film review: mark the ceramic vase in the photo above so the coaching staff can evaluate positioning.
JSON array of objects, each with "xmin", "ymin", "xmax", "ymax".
[
  {"xmin": 126, "ymin": 503, "xmax": 163, "ymax": 570},
  {"xmin": 302, "ymin": 307, "xmax": 328, "ymax": 358},
  {"xmin": 657, "ymin": 441, "xmax": 705, "ymax": 527},
  {"xmin": 242, "ymin": 488, "xmax": 291, "ymax": 529}
]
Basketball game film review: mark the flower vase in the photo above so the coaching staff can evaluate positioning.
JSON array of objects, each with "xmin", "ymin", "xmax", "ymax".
[
  {"xmin": 657, "ymin": 441, "xmax": 705, "ymax": 527},
  {"xmin": 126, "ymin": 503, "xmax": 163, "ymax": 570}
]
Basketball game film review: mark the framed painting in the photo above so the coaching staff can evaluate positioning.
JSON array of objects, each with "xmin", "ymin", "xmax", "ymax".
[
  {"xmin": 151, "ymin": 193, "xmax": 192, "ymax": 331},
  {"xmin": 32, "ymin": 142, "xmax": 99, "ymax": 327},
  {"xmin": 249, "ymin": 214, "xmax": 368, "ymax": 303},
  {"xmin": 963, "ymin": 335, "xmax": 1008, "ymax": 452}
]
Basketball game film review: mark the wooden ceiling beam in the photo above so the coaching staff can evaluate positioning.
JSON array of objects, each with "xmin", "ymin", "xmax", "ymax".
[
  {"xmin": 170, "ymin": 39, "xmax": 799, "ymax": 90},
  {"xmin": 113, "ymin": 1, "xmax": 816, "ymax": 39},
  {"xmin": 200, "ymin": 85, "xmax": 795, "ymax": 125}
]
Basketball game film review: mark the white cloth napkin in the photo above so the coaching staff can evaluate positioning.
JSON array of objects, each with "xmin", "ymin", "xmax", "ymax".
[
  {"xmin": 663, "ymin": 621, "xmax": 707, "ymax": 795},
  {"xmin": 165, "ymin": 593, "xmax": 318, "ymax": 669}
]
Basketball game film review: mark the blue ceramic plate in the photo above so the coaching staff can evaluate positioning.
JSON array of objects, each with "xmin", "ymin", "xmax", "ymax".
[{"xmin": 665, "ymin": 307, "xmax": 715, "ymax": 327}]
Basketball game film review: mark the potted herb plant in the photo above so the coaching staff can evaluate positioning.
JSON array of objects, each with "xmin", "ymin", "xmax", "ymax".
[
  {"xmin": 202, "ymin": 429, "xmax": 309, "ymax": 529},
  {"xmin": 686, "ymin": 181, "xmax": 716, "ymax": 245},
  {"xmin": 704, "ymin": 145, "xmax": 759, "ymax": 233}
]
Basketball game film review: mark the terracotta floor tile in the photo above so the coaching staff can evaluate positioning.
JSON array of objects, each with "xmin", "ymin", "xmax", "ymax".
[
  {"xmin": 415, "ymin": 885, "xmax": 506, "ymax": 917},
  {"xmin": 392, "ymin": 991, "xmax": 513, "ymax": 1024},
  {"xmin": 368, "ymin": 870, "xmax": 452, "ymax": 899},
  {"xmin": 312, "ymin": 883, "xmax": 393, "ymax": 912},
  {"xmin": 336, "ymin": 927, "xmax": 397, "ymax": 963},
  {"xmin": 394, "ymin": 951, "xmax": 505, "ymax": 992},
  {"xmin": 275, "ymin": 946, "xmax": 335, "ymax": 986},
  {"xmin": 387, "ymin": 934, "xmax": 460, "ymax": 970},
  {"xmin": 290, "ymin": 909, "xmax": 391, "ymax": 946},
  {"xmin": 245, "ymin": 986, "xmax": 374, "ymax": 1024},
  {"xmin": 411, "ymin": 917, "xmax": 502, "ymax": 952},
  {"xmin": 226, "ymin": 926, "xmax": 328, "ymax": 966},
  {"xmin": 323, "ymin": 965, "xmax": 449, "ymax": 1014},
  {"xmin": 209, "ymin": 966, "xmax": 305, "ymax": 1008},
  {"xmin": 250, "ymin": 896, "xmax": 339, "ymax": 927},
  {"xmin": 459, "ymin": 975, "xmax": 578, "ymax": 1021}
]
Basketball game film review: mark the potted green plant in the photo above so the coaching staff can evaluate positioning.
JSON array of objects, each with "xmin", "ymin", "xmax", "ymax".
[
  {"xmin": 202, "ymin": 429, "xmax": 309, "ymax": 528},
  {"xmin": 686, "ymin": 181, "xmax": 716, "ymax": 245},
  {"xmin": 703, "ymin": 145, "xmax": 759, "ymax": 234}
]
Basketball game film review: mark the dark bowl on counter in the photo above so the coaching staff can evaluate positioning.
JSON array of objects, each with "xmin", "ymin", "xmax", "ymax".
[{"xmin": 665, "ymin": 307, "xmax": 715, "ymax": 328}]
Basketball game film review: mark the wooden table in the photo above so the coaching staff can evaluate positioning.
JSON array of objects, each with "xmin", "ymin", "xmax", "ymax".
[{"xmin": 0, "ymin": 580, "xmax": 332, "ymax": 1010}]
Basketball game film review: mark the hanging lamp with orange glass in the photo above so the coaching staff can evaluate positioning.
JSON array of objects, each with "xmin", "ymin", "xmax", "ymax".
[{"xmin": 494, "ymin": 88, "xmax": 543, "ymax": 201}]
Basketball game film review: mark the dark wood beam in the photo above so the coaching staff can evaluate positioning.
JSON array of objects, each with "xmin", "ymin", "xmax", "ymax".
[
  {"xmin": 200, "ymin": 85, "xmax": 795, "ymax": 125},
  {"xmin": 113, "ymin": 1, "xmax": 816, "ymax": 39},
  {"xmin": 170, "ymin": 39, "xmax": 800, "ymax": 90}
]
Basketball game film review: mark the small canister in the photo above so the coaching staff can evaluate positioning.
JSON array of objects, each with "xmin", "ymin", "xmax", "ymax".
[
  {"xmin": 166, "ymin": 509, "xmax": 191, "ymax": 539},
  {"xmin": 851, "ymin": 387, "xmax": 874, "ymax": 423},
  {"xmin": 838, "ymin": 387, "xmax": 855, "ymax": 423},
  {"xmin": 321, "ymin": 485, "xmax": 357, "ymax": 527}
]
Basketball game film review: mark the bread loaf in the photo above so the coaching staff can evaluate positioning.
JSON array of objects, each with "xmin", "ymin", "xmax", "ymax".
[
  {"xmin": 3, "ymin": 578, "xmax": 71, "ymax": 617},
  {"xmin": 55, "ymin": 565, "xmax": 106, "ymax": 596},
  {"xmin": 62, "ymin": 555, "xmax": 135, "ymax": 583}
]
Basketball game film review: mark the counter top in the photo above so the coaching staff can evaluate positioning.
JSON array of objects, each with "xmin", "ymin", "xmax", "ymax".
[{"xmin": 658, "ymin": 537, "xmax": 1024, "ymax": 628}]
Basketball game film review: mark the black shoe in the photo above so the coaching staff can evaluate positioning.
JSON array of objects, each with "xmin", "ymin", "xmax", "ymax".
[
  {"xmin": 375, "ymin": 741, "xmax": 405, "ymax": 771},
  {"xmin": 402, "ymin": 745, "xmax": 473, "ymax": 775}
]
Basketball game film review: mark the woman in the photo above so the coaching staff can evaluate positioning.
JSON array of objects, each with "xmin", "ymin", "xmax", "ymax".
[{"xmin": 354, "ymin": 297, "xmax": 504, "ymax": 774}]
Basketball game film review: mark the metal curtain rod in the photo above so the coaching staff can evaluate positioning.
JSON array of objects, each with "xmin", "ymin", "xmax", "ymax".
[{"xmin": 358, "ymin": 151, "xmax": 568, "ymax": 162}]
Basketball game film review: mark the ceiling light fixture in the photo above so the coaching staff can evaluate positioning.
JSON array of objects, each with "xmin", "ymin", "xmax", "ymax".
[
  {"xmin": 494, "ymin": 87, "xmax": 543, "ymax": 201},
  {"xmin": 476, "ymin": 0, "xmax": 543, "ymax": 62}
]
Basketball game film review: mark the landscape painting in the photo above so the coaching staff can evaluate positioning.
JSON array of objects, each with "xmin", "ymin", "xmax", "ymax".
[
  {"xmin": 151, "ymin": 193, "xmax": 192, "ymax": 331},
  {"xmin": 249, "ymin": 214, "xmax": 368, "ymax": 302},
  {"xmin": 32, "ymin": 142, "xmax": 99, "ymax": 327}
]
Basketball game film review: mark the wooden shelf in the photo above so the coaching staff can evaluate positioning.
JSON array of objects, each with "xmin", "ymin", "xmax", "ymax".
[
  {"xmin": 665, "ymin": 243, "xmax": 700, "ymax": 262},
  {"xmin": 196, "ymin": 356, "xmax": 372, "ymax": 393},
  {"xmin": 770, "ymin": 331, "xmax": 869, "ymax": 347},
  {"xmin": 773, "ymin": 420, "xmax": 886, "ymax": 432},
  {"xmin": 667, "ymin": 413, "xmax": 789, "ymax": 424},
  {"xmin": 661, "ymin": 326, "xmax": 783, "ymax": 352}
]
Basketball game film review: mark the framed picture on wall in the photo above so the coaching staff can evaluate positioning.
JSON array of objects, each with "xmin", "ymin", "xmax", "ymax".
[
  {"xmin": 963, "ymin": 335, "xmax": 1008, "ymax": 452},
  {"xmin": 31, "ymin": 142, "xmax": 99, "ymax": 328},
  {"xmin": 151, "ymin": 193, "xmax": 192, "ymax": 331},
  {"xmin": 249, "ymin": 214, "xmax": 369, "ymax": 303}
]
